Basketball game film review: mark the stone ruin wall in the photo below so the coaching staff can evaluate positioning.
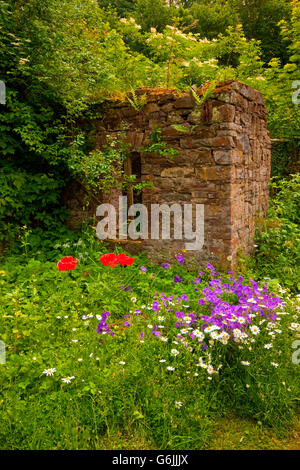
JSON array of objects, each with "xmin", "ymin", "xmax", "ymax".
[{"xmin": 65, "ymin": 80, "xmax": 271, "ymax": 269}]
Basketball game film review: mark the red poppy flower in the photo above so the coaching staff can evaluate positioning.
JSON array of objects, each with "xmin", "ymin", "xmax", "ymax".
[
  {"xmin": 99, "ymin": 253, "xmax": 118, "ymax": 268},
  {"xmin": 117, "ymin": 253, "xmax": 135, "ymax": 266},
  {"xmin": 57, "ymin": 256, "xmax": 77, "ymax": 271}
]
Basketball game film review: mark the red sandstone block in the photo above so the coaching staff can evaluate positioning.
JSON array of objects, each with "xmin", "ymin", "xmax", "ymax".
[
  {"xmin": 211, "ymin": 136, "xmax": 235, "ymax": 148},
  {"xmin": 161, "ymin": 167, "xmax": 194, "ymax": 178},
  {"xmin": 143, "ymin": 103, "xmax": 160, "ymax": 114},
  {"xmin": 212, "ymin": 104, "xmax": 235, "ymax": 122},
  {"xmin": 196, "ymin": 166, "xmax": 232, "ymax": 181},
  {"xmin": 213, "ymin": 149, "xmax": 242, "ymax": 165},
  {"xmin": 174, "ymin": 95, "xmax": 194, "ymax": 109}
]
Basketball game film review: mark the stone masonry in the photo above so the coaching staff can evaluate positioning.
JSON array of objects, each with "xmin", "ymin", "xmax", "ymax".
[{"xmin": 66, "ymin": 80, "xmax": 271, "ymax": 269}]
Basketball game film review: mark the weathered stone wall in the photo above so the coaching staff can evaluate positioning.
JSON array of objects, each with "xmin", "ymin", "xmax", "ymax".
[{"xmin": 66, "ymin": 80, "xmax": 271, "ymax": 269}]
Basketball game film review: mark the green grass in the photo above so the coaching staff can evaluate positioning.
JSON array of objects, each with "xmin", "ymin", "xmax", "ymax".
[
  {"xmin": 99, "ymin": 415, "xmax": 300, "ymax": 450},
  {"xmin": 0, "ymin": 233, "xmax": 299, "ymax": 450}
]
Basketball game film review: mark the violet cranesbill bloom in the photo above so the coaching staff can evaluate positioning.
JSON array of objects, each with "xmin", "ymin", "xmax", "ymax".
[
  {"xmin": 173, "ymin": 275, "xmax": 184, "ymax": 283},
  {"xmin": 97, "ymin": 311, "xmax": 115, "ymax": 339},
  {"xmin": 193, "ymin": 271, "xmax": 285, "ymax": 336},
  {"xmin": 176, "ymin": 254, "xmax": 184, "ymax": 266},
  {"xmin": 181, "ymin": 294, "xmax": 189, "ymax": 302},
  {"xmin": 162, "ymin": 263, "xmax": 169, "ymax": 269},
  {"xmin": 118, "ymin": 284, "xmax": 131, "ymax": 291},
  {"xmin": 151, "ymin": 325, "xmax": 161, "ymax": 337},
  {"xmin": 140, "ymin": 266, "xmax": 147, "ymax": 271},
  {"xmin": 152, "ymin": 301, "xmax": 159, "ymax": 311},
  {"xmin": 206, "ymin": 263, "xmax": 215, "ymax": 271},
  {"xmin": 175, "ymin": 311, "xmax": 185, "ymax": 319},
  {"xmin": 101, "ymin": 312, "xmax": 110, "ymax": 322}
]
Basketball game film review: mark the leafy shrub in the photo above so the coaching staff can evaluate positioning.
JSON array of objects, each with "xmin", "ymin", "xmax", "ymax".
[
  {"xmin": 0, "ymin": 163, "xmax": 68, "ymax": 245},
  {"xmin": 0, "ymin": 245, "xmax": 298, "ymax": 449},
  {"xmin": 252, "ymin": 174, "xmax": 300, "ymax": 292}
]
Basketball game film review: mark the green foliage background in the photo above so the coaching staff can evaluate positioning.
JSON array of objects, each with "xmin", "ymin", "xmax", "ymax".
[
  {"xmin": 0, "ymin": 0, "xmax": 299, "ymax": 449},
  {"xmin": 0, "ymin": 0, "xmax": 299, "ymax": 288}
]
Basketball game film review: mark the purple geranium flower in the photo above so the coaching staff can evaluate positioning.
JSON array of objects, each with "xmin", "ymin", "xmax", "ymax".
[
  {"xmin": 101, "ymin": 312, "xmax": 110, "ymax": 321},
  {"xmin": 206, "ymin": 263, "xmax": 215, "ymax": 270},
  {"xmin": 176, "ymin": 254, "xmax": 184, "ymax": 265},
  {"xmin": 173, "ymin": 275, "xmax": 184, "ymax": 283},
  {"xmin": 151, "ymin": 325, "xmax": 161, "ymax": 337},
  {"xmin": 118, "ymin": 285, "xmax": 131, "ymax": 291}
]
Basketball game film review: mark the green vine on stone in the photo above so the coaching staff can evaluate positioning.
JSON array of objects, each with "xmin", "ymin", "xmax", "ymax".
[{"xmin": 142, "ymin": 128, "xmax": 178, "ymax": 160}]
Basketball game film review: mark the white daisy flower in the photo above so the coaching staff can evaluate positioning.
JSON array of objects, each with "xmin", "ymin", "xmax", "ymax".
[
  {"xmin": 204, "ymin": 325, "xmax": 220, "ymax": 333},
  {"xmin": 62, "ymin": 376, "xmax": 75, "ymax": 383},
  {"xmin": 42, "ymin": 368, "xmax": 56, "ymax": 376},
  {"xmin": 193, "ymin": 329, "xmax": 204, "ymax": 341},
  {"xmin": 180, "ymin": 329, "xmax": 188, "ymax": 335}
]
